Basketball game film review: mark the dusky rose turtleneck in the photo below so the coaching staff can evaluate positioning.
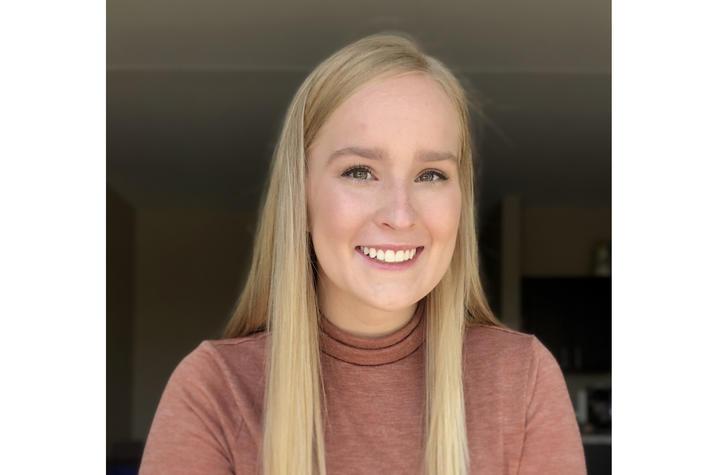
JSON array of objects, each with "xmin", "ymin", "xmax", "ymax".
[{"xmin": 139, "ymin": 305, "xmax": 586, "ymax": 474}]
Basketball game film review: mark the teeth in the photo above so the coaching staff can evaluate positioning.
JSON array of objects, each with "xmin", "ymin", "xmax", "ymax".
[{"xmin": 360, "ymin": 246, "xmax": 419, "ymax": 263}]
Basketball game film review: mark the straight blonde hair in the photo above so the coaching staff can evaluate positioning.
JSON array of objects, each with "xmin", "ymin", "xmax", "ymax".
[{"xmin": 223, "ymin": 32, "xmax": 505, "ymax": 475}]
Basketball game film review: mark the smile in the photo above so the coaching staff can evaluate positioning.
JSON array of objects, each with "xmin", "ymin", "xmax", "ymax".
[{"xmin": 354, "ymin": 246, "xmax": 424, "ymax": 270}]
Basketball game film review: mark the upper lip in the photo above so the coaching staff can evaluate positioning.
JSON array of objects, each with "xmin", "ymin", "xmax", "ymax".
[{"xmin": 356, "ymin": 244, "xmax": 424, "ymax": 251}]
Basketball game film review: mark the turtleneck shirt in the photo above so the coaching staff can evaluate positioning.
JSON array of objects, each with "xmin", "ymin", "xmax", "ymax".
[{"xmin": 139, "ymin": 307, "xmax": 587, "ymax": 474}]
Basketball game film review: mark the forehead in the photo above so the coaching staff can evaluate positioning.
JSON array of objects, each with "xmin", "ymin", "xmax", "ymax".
[{"xmin": 312, "ymin": 72, "xmax": 461, "ymax": 156}]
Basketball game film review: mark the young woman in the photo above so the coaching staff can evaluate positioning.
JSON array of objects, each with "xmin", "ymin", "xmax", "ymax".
[{"xmin": 139, "ymin": 33, "xmax": 587, "ymax": 475}]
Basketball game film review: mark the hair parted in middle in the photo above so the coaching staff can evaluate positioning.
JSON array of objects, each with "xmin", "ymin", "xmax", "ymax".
[{"xmin": 223, "ymin": 31, "xmax": 505, "ymax": 475}]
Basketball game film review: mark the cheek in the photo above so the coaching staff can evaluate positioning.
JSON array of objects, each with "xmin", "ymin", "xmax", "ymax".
[
  {"xmin": 309, "ymin": 180, "xmax": 368, "ymax": 251},
  {"xmin": 420, "ymin": 186, "xmax": 462, "ymax": 243}
]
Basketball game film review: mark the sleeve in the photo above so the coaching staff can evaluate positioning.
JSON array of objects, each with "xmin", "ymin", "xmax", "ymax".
[
  {"xmin": 138, "ymin": 341, "xmax": 242, "ymax": 475},
  {"xmin": 517, "ymin": 336, "xmax": 587, "ymax": 475}
]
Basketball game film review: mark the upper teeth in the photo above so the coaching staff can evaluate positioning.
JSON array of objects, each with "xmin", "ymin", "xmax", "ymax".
[{"xmin": 360, "ymin": 246, "xmax": 418, "ymax": 263}]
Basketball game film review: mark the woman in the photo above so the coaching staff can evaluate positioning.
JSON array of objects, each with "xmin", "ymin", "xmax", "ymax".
[{"xmin": 138, "ymin": 33, "xmax": 586, "ymax": 475}]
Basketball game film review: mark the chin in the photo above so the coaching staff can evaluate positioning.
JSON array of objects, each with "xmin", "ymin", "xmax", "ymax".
[{"xmin": 362, "ymin": 295, "xmax": 417, "ymax": 312}]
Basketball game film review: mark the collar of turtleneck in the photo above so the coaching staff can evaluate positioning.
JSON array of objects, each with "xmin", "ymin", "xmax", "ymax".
[{"xmin": 318, "ymin": 304, "xmax": 426, "ymax": 367}]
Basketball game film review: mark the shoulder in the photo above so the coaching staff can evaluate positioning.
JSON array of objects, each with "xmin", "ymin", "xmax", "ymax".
[
  {"xmin": 198, "ymin": 331, "xmax": 269, "ymax": 377},
  {"xmin": 142, "ymin": 335, "xmax": 271, "ymax": 473},
  {"xmin": 463, "ymin": 322, "xmax": 557, "ymax": 385},
  {"xmin": 462, "ymin": 323, "xmax": 570, "ymax": 428},
  {"xmin": 177, "ymin": 331, "xmax": 269, "ymax": 367},
  {"xmin": 166, "ymin": 332, "xmax": 270, "ymax": 400},
  {"xmin": 203, "ymin": 331, "xmax": 270, "ymax": 366},
  {"xmin": 464, "ymin": 322, "xmax": 539, "ymax": 357}
]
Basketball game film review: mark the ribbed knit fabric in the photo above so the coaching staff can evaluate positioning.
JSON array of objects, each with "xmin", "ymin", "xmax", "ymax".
[
  {"xmin": 139, "ymin": 307, "xmax": 587, "ymax": 474},
  {"xmin": 318, "ymin": 306, "xmax": 425, "ymax": 366}
]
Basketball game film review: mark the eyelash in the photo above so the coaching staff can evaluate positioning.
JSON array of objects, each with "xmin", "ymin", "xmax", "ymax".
[{"xmin": 341, "ymin": 166, "xmax": 448, "ymax": 184}]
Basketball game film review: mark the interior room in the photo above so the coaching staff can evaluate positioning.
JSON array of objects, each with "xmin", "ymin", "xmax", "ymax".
[{"xmin": 108, "ymin": 2, "xmax": 611, "ymax": 473}]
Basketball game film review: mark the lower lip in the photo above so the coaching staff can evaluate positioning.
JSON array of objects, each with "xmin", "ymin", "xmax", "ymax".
[{"xmin": 354, "ymin": 246, "xmax": 424, "ymax": 271}]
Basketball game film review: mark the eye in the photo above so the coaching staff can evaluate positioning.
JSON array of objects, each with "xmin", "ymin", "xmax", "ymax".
[
  {"xmin": 417, "ymin": 170, "xmax": 448, "ymax": 183},
  {"xmin": 341, "ymin": 166, "xmax": 375, "ymax": 181},
  {"xmin": 340, "ymin": 166, "xmax": 449, "ymax": 183}
]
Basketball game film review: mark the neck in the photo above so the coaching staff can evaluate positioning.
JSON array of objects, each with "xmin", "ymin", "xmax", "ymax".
[{"xmin": 317, "ymin": 275, "xmax": 419, "ymax": 339}]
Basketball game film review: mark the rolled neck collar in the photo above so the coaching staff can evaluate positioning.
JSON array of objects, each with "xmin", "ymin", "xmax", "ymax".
[{"xmin": 318, "ymin": 303, "xmax": 426, "ymax": 366}]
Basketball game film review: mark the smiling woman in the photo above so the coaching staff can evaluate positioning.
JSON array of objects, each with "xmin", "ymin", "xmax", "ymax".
[
  {"xmin": 138, "ymin": 32, "xmax": 587, "ymax": 475},
  {"xmin": 306, "ymin": 71, "xmax": 463, "ymax": 337}
]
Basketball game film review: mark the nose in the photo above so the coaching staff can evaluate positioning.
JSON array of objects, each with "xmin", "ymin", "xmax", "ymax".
[{"xmin": 375, "ymin": 181, "xmax": 417, "ymax": 230}]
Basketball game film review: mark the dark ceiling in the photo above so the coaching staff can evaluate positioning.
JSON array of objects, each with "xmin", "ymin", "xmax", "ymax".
[{"xmin": 108, "ymin": 0, "xmax": 611, "ymax": 216}]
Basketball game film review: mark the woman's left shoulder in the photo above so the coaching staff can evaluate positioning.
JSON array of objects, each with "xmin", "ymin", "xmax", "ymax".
[
  {"xmin": 465, "ymin": 321, "xmax": 535, "ymax": 349},
  {"xmin": 463, "ymin": 322, "xmax": 549, "ymax": 369}
]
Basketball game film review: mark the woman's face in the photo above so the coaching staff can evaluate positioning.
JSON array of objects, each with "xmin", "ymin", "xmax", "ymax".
[{"xmin": 306, "ymin": 72, "xmax": 462, "ymax": 313}]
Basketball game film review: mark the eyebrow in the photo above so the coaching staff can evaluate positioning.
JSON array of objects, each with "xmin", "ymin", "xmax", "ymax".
[{"xmin": 327, "ymin": 146, "xmax": 458, "ymax": 164}]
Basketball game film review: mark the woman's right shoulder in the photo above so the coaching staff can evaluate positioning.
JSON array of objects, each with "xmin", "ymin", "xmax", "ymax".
[
  {"xmin": 155, "ymin": 333, "xmax": 270, "ymax": 423},
  {"xmin": 169, "ymin": 332, "xmax": 270, "ymax": 392},
  {"xmin": 141, "ymin": 333, "xmax": 270, "ymax": 474},
  {"xmin": 204, "ymin": 331, "xmax": 271, "ymax": 355}
]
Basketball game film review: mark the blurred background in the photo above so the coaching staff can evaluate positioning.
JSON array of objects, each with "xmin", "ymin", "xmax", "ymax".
[{"xmin": 107, "ymin": 1, "xmax": 611, "ymax": 473}]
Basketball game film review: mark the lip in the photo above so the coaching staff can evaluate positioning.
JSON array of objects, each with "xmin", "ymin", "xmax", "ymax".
[
  {"xmin": 356, "ymin": 244, "xmax": 422, "ymax": 251},
  {"xmin": 354, "ymin": 245, "xmax": 424, "ymax": 271}
]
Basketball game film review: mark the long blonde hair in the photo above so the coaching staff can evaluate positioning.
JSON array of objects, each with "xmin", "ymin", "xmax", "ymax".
[{"xmin": 223, "ymin": 32, "xmax": 504, "ymax": 475}]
